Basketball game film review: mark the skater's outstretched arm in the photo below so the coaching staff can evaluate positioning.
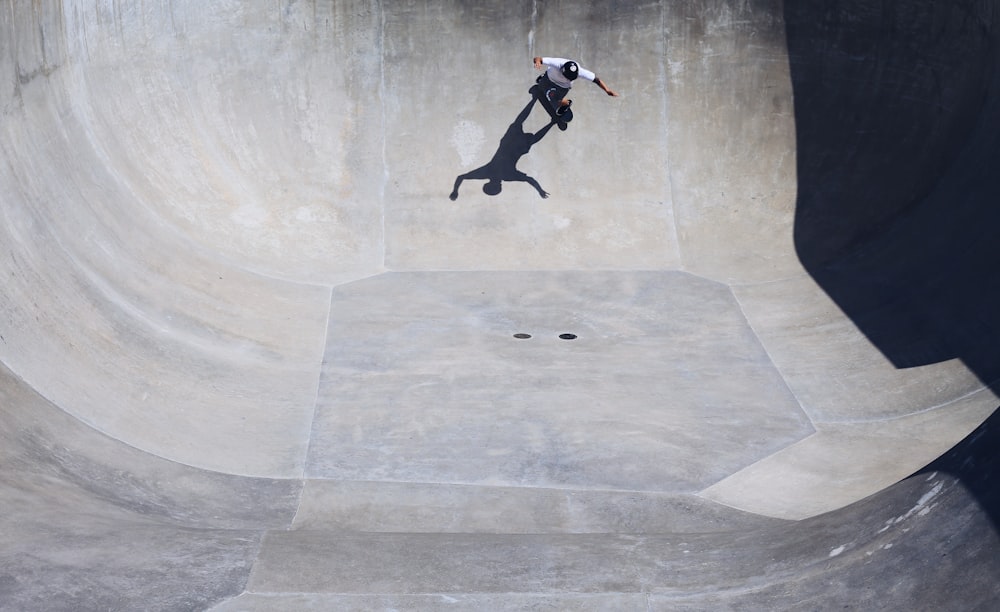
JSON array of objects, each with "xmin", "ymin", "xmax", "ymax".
[
  {"xmin": 449, "ymin": 174, "xmax": 469, "ymax": 200},
  {"xmin": 449, "ymin": 166, "xmax": 491, "ymax": 200},
  {"xmin": 529, "ymin": 120, "xmax": 556, "ymax": 146},
  {"xmin": 593, "ymin": 76, "xmax": 619, "ymax": 97},
  {"xmin": 449, "ymin": 175, "xmax": 465, "ymax": 200},
  {"xmin": 523, "ymin": 175, "xmax": 549, "ymax": 199}
]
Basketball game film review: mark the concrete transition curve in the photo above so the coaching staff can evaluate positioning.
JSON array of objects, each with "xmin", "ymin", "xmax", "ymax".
[{"xmin": 2, "ymin": 0, "xmax": 999, "ymax": 609}]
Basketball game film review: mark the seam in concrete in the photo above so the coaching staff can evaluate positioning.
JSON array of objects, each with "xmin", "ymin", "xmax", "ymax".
[
  {"xmin": 689, "ymin": 489, "xmax": 784, "ymax": 519},
  {"xmin": 292, "ymin": 285, "xmax": 335, "ymax": 522},
  {"xmin": 728, "ymin": 270, "xmax": 812, "ymax": 289},
  {"xmin": 235, "ymin": 590, "xmax": 655, "ymax": 599},
  {"xmin": 279, "ymin": 479, "xmax": 309, "ymax": 526},
  {"xmin": 241, "ymin": 529, "xmax": 274, "ymax": 597},
  {"xmin": 296, "ymin": 476, "xmax": 706, "ymax": 498},
  {"xmin": 223, "ymin": 513, "xmax": 280, "ymax": 607},
  {"xmin": 806, "ymin": 379, "xmax": 1000, "ymax": 426},
  {"xmin": 661, "ymin": 0, "xmax": 684, "ymax": 274},
  {"xmin": 528, "ymin": 0, "xmax": 537, "ymax": 56},
  {"xmin": 377, "ymin": 0, "xmax": 388, "ymax": 272},
  {"xmin": 729, "ymin": 284, "xmax": 819, "ymax": 430}
]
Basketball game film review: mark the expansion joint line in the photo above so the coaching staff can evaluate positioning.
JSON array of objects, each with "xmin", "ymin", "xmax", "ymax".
[{"xmin": 377, "ymin": 0, "xmax": 388, "ymax": 270}]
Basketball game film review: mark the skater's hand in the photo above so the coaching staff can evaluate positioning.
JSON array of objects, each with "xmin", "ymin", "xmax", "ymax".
[
  {"xmin": 594, "ymin": 78, "xmax": 618, "ymax": 97},
  {"xmin": 533, "ymin": 57, "xmax": 543, "ymax": 70}
]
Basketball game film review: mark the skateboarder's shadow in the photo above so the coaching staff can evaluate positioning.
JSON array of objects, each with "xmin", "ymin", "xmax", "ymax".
[{"xmin": 449, "ymin": 98, "xmax": 556, "ymax": 200}]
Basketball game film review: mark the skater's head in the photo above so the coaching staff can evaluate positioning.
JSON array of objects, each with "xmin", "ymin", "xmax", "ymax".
[
  {"xmin": 561, "ymin": 61, "xmax": 579, "ymax": 81},
  {"xmin": 483, "ymin": 179, "xmax": 502, "ymax": 196}
]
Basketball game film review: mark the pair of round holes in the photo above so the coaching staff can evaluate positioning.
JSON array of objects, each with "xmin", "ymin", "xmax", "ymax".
[{"xmin": 514, "ymin": 333, "xmax": 577, "ymax": 340}]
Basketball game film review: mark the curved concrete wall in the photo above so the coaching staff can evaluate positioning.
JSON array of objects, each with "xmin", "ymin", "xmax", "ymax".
[{"xmin": 1, "ymin": 0, "xmax": 999, "ymax": 609}]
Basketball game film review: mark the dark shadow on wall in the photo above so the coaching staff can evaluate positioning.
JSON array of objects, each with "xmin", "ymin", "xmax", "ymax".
[
  {"xmin": 449, "ymin": 97, "xmax": 556, "ymax": 201},
  {"xmin": 786, "ymin": 0, "xmax": 1000, "ymax": 533},
  {"xmin": 787, "ymin": 1, "xmax": 1000, "ymax": 376},
  {"xmin": 917, "ymin": 405, "xmax": 1000, "ymax": 530}
]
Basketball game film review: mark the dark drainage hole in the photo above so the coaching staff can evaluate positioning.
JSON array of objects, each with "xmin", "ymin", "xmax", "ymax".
[
  {"xmin": 559, "ymin": 333, "xmax": 578, "ymax": 340},
  {"xmin": 513, "ymin": 333, "xmax": 532, "ymax": 339}
]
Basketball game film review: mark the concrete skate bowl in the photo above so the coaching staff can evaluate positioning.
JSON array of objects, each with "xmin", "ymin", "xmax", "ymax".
[{"xmin": 2, "ymin": 0, "xmax": 999, "ymax": 610}]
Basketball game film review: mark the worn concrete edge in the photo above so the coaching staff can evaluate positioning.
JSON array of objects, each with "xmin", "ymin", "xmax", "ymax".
[{"xmin": 697, "ymin": 385, "xmax": 999, "ymax": 519}]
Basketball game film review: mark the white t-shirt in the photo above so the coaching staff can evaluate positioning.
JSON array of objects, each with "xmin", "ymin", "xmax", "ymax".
[{"xmin": 541, "ymin": 57, "xmax": 597, "ymax": 88}]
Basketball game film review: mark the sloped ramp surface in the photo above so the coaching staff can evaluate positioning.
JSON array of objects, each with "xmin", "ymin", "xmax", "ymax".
[{"xmin": 2, "ymin": 0, "xmax": 999, "ymax": 610}]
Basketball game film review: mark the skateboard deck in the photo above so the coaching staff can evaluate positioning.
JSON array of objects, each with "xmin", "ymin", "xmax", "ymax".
[{"xmin": 530, "ymin": 84, "xmax": 573, "ymax": 128}]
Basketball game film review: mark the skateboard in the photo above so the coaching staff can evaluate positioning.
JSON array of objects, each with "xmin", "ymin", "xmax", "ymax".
[{"xmin": 530, "ymin": 82, "xmax": 573, "ymax": 130}]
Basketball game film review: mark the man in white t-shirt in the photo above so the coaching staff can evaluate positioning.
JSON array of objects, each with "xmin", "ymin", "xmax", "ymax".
[{"xmin": 531, "ymin": 56, "xmax": 618, "ymax": 128}]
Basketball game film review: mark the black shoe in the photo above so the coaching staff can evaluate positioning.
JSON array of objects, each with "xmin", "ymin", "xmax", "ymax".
[{"xmin": 556, "ymin": 99, "xmax": 572, "ymax": 116}]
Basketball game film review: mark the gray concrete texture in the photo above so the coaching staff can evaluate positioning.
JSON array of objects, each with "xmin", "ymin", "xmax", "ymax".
[{"xmin": 1, "ymin": 0, "xmax": 999, "ymax": 609}]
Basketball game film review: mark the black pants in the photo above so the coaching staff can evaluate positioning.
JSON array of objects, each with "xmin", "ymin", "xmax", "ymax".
[{"xmin": 536, "ymin": 73, "xmax": 570, "ymax": 112}]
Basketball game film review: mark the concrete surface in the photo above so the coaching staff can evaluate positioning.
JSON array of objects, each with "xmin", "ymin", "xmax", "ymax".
[{"xmin": 1, "ymin": 0, "xmax": 999, "ymax": 609}]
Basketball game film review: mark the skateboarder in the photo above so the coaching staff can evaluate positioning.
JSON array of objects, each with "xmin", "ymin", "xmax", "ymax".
[{"xmin": 531, "ymin": 56, "xmax": 618, "ymax": 129}]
